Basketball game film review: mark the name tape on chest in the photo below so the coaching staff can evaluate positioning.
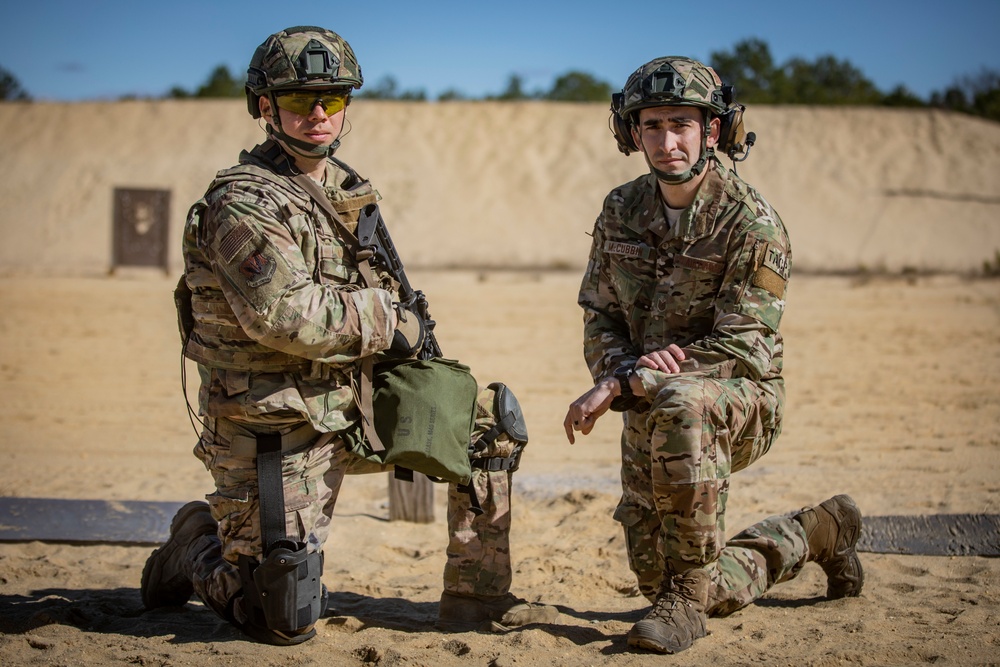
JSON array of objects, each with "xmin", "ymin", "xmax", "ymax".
[{"xmin": 604, "ymin": 241, "xmax": 652, "ymax": 260}]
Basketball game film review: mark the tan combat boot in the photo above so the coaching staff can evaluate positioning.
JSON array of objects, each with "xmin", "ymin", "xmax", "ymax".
[
  {"xmin": 626, "ymin": 568, "xmax": 710, "ymax": 654},
  {"xmin": 141, "ymin": 501, "xmax": 217, "ymax": 609},
  {"xmin": 794, "ymin": 494, "xmax": 864, "ymax": 599},
  {"xmin": 437, "ymin": 591, "xmax": 560, "ymax": 631}
]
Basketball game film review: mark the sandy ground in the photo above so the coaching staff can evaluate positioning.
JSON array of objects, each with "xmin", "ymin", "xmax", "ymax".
[{"xmin": 0, "ymin": 269, "xmax": 998, "ymax": 666}]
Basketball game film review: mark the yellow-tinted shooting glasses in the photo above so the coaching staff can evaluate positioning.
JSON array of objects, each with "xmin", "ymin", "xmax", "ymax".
[{"xmin": 275, "ymin": 90, "xmax": 350, "ymax": 116}]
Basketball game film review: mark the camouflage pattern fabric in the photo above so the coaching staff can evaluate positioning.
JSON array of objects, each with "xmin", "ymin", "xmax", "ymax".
[
  {"xmin": 444, "ymin": 468, "xmax": 514, "ymax": 597},
  {"xmin": 615, "ymin": 377, "xmax": 808, "ymax": 613},
  {"xmin": 247, "ymin": 26, "xmax": 363, "ymax": 95},
  {"xmin": 180, "ymin": 141, "xmax": 518, "ymax": 620},
  {"xmin": 188, "ymin": 413, "xmax": 516, "ymax": 613},
  {"xmin": 579, "ymin": 160, "xmax": 790, "ymax": 384},
  {"xmin": 183, "ymin": 141, "xmax": 395, "ymax": 432},
  {"xmin": 618, "ymin": 56, "xmax": 727, "ymax": 119},
  {"xmin": 443, "ymin": 384, "xmax": 523, "ymax": 596},
  {"xmin": 578, "ymin": 158, "xmax": 801, "ymax": 615}
]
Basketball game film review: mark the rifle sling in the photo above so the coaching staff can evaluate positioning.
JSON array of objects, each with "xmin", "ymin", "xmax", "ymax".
[{"xmin": 292, "ymin": 172, "xmax": 386, "ymax": 454}]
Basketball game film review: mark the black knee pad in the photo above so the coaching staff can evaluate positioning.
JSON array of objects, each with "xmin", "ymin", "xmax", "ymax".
[
  {"xmin": 491, "ymin": 382, "xmax": 528, "ymax": 445},
  {"xmin": 238, "ymin": 540, "xmax": 324, "ymax": 644},
  {"xmin": 471, "ymin": 383, "xmax": 528, "ymax": 453}
]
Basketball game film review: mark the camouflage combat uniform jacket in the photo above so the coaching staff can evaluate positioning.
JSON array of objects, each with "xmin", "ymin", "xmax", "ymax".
[
  {"xmin": 179, "ymin": 142, "xmax": 525, "ymax": 608},
  {"xmin": 579, "ymin": 159, "xmax": 791, "ymax": 416},
  {"xmin": 181, "ymin": 140, "xmax": 396, "ymax": 433}
]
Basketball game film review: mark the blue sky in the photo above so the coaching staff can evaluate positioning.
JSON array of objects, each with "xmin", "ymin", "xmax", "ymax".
[{"xmin": 2, "ymin": 0, "xmax": 998, "ymax": 102}]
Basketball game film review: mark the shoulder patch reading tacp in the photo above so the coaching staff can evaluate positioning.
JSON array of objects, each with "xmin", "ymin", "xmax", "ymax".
[
  {"xmin": 762, "ymin": 245, "xmax": 790, "ymax": 280},
  {"xmin": 752, "ymin": 245, "xmax": 789, "ymax": 298}
]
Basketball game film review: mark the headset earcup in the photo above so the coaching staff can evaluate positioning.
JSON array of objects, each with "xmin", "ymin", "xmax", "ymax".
[
  {"xmin": 610, "ymin": 111, "xmax": 638, "ymax": 155},
  {"xmin": 247, "ymin": 91, "xmax": 262, "ymax": 119},
  {"xmin": 717, "ymin": 105, "xmax": 746, "ymax": 157},
  {"xmin": 609, "ymin": 92, "xmax": 639, "ymax": 155}
]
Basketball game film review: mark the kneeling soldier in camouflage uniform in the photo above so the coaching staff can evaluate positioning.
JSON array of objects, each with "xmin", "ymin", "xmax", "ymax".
[
  {"xmin": 141, "ymin": 26, "xmax": 556, "ymax": 645},
  {"xmin": 563, "ymin": 56, "xmax": 863, "ymax": 654}
]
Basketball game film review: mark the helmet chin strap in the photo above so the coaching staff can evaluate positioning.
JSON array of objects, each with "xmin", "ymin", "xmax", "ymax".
[
  {"xmin": 640, "ymin": 110, "xmax": 714, "ymax": 185},
  {"xmin": 263, "ymin": 94, "xmax": 342, "ymax": 159},
  {"xmin": 266, "ymin": 124, "xmax": 341, "ymax": 158}
]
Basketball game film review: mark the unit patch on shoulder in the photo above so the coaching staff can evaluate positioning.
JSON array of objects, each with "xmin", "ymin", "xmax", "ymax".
[
  {"xmin": 752, "ymin": 244, "xmax": 789, "ymax": 298},
  {"xmin": 239, "ymin": 250, "xmax": 276, "ymax": 288},
  {"xmin": 604, "ymin": 240, "xmax": 652, "ymax": 259},
  {"xmin": 763, "ymin": 245, "xmax": 790, "ymax": 280}
]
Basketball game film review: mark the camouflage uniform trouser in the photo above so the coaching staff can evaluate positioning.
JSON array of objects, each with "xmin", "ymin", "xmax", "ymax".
[
  {"xmin": 615, "ymin": 374, "xmax": 809, "ymax": 617},
  {"xmin": 185, "ymin": 387, "xmax": 516, "ymax": 622}
]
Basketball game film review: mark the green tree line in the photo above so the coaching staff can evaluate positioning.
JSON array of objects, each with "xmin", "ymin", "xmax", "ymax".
[
  {"xmin": 708, "ymin": 39, "xmax": 999, "ymax": 121},
  {"xmin": 2, "ymin": 39, "xmax": 998, "ymax": 122}
]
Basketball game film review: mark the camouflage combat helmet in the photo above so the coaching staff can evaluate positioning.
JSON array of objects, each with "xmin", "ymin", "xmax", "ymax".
[
  {"xmin": 246, "ymin": 26, "xmax": 363, "ymax": 157},
  {"xmin": 611, "ymin": 56, "xmax": 745, "ymax": 185},
  {"xmin": 617, "ymin": 57, "xmax": 726, "ymax": 121}
]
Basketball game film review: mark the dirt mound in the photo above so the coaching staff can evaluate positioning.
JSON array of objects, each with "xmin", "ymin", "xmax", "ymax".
[{"xmin": 1, "ymin": 101, "xmax": 997, "ymax": 275}]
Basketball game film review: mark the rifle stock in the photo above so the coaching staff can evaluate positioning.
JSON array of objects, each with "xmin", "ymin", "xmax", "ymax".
[{"xmin": 357, "ymin": 203, "xmax": 442, "ymax": 360}]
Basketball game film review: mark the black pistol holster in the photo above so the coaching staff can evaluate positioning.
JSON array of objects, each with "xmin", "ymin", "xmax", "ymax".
[{"xmin": 236, "ymin": 432, "xmax": 325, "ymax": 645}]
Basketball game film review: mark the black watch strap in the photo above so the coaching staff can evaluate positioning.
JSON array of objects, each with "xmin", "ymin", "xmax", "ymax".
[{"xmin": 614, "ymin": 366, "xmax": 634, "ymax": 400}]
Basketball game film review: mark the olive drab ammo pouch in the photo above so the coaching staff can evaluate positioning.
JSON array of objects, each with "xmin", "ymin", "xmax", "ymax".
[
  {"xmin": 342, "ymin": 363, "xmax": 530, "ymax": 515},
  {"xmin": 343, "ymin": 357, "xmax": 480, "ymax": 485}
]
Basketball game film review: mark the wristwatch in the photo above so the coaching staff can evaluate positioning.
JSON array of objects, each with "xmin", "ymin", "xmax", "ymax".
[{"xmin": 613, "ymin": 366, "xmax": 635, "ymax": 400}]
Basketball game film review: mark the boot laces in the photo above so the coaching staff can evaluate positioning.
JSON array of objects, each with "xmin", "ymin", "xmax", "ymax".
[{"xmin": 648, "ymin": 576, "xmax": 700, "ymax": 622}]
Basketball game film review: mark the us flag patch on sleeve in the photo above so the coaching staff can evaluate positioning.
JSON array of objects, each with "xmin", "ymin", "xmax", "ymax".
[{"xmin": 219, "ymin": 220, "xmax": 254, "ymax": 262}]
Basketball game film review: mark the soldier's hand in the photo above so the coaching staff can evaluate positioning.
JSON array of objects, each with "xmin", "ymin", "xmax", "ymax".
[
  {"xmin": 385, "ymin": 304, "xmax": 425, "ymax": 359},
  {"xmin": 637, "ymin": 344, "xmax": 686, "ymax": 374},
  {"xmin": 563, "ymin": 378, "xmax": 616, "ymax": 444}
]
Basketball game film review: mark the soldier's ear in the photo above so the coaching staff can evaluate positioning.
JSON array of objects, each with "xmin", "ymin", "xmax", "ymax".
[
  {"xmin": 706, "ymin": 116, "xmax": 721, "ymax": 148},
  {"xmin": 259, "ymin": 96, "xmax": 273, "ymax": 121},
  {"xmin": 630, "ymin": 124, "xmax": 644, "ymax": 154}
]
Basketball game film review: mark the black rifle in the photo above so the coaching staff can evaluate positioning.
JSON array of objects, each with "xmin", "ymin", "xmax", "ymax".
[{"xmin": 357, "ymin": 203, "xmax": 442, "ymax": 360}]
